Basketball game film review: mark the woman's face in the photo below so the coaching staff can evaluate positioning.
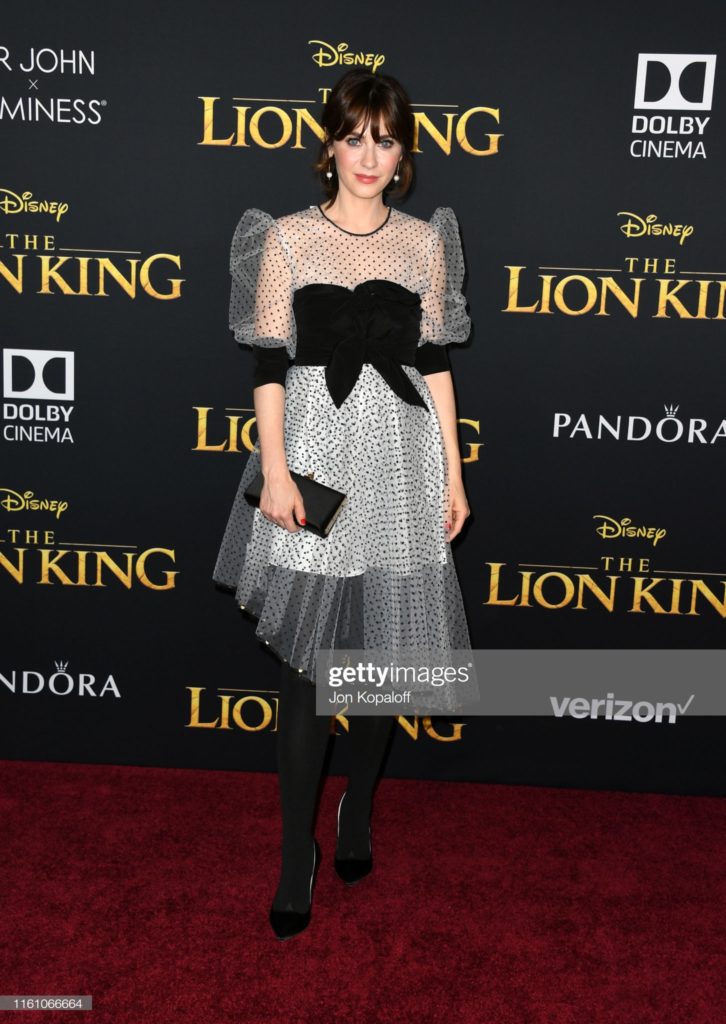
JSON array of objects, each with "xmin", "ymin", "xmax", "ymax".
[{"xmin": 327, "ymin": 117, "xmax": 403, "ymax": 201}]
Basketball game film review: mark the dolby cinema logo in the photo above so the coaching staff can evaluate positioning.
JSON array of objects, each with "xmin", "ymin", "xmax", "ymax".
[
  {"xmin": 630, "ymin": 53, "xmax": 717, "ymax": 159},
  {"xmin": 2, "ymin": 348, "xmax": 75, "ymax": 444}
]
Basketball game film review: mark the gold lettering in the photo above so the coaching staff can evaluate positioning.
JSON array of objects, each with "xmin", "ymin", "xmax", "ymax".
[
  {"xmin": 75, "ymin": 548, "xmax": 89, "ymax": 586},
  {"xmin": 39, "ymin": 548, "xmax": 74, "ymax": 585},
  {"xmin": 668, "ymin": 578, "xmax": 685, "ymax": 615},
  {"xmin": 686, "ymin": 579, "xmax": 726, "ymax": 617},
  {"xmin": 193, "ymin": 406, "xmax": 258, "ymax": 453},
  {"xmin": 596, "ymin": 277, "xmax": 644, "ymax": 318},
  {"xmin": 455, "ymin": 106, "xmax": 502, "ymax": 156},
  {"xmin": 532, "ymin": 571, "xmax": 575, "ymax": 609},
  {"xmin": 573, "ymin": 575, "xmax": 617, "ymax": 611},
  {"xmin": 715, "ymin": 280, "xmax": 726, "ymax": 320},
  {"xmin": 394, "ymin": 715, "xmax": 419, "ymax": 739},
  {"xmin": 94, "ymin": 550, "xmax": 134, "ymax": 588},
  {"xmin": 186, "ymin": 686, "xmax": 220, "ymax": 729},
  {"xmin": 413, "ymin": 112, "xmax": 455, "ymax": 155},
  {"xmin": 39, "ymin": 255, "xmax": 75, "ymax": 295},
  {"xmin": 140, "ymin": 254, "xmax": 184, "ymax": 300},
  {"xmin": 198, "ymin": 96, "xmax": 235, "ymax": 146},
  {"xmin": 233, "ymin": 105, "xmax": 249, "ymax": 147},
  {"xmin": 0, "ymin": 547, "xmax": 25, "ymax": 582},
  {"xmin": 502, "ymin": 266, "xmax": 543, "ymax": 313},
  {"xmin": 248, "ymin": 106, "xmax": 293, "ymax": 150},
  {"xmin": 421, "ymin": 717, "xmax": 465, "ymax": 741},
  {"xmin": 0, "ymin": 254, "xmax": 24, "ymax": 292},
  {"xmin": 655, "ymin": 278, "xmax": 693, "ymax": 318},
  {"xmin": 292, "ymin": 107, "xmax": 325, "ymax": 150},
  {"xmin": 199, "ymin": 97, "xmax": 502, "ymax": 157},
  {"xmin": 97, "ymin": 258, "xmax": 137, "ymax": 298},
  {"xmin": 458, "ymin": 418, "xmax": 481, "ymax": 463},
  {"xmin": 77, "ymin": 255, "xmax": 91, "ymax": 296},
  {"xmin": 630, "ymin": 576, "xmax": 667, "ymax": 613},
  {"xmin": 136, "ymin": 547, "xmax": 178, "ymax": 590},
  {"xmin": 695, "ymin": 279, "xmax": 715, "ymax": 319},
  {"xmin": 553, "ymin": 275, "xmax": 598, "ymax": 316},
  {"xmin": 333, "ymin": 712, "xmax": 350, "ymax": 735},
  {"xmin": 486, "ymin": 562, "xmax": 520, "ymax": 606},
  {"xmin": 194, "ymin": 406, "xmax": 227, "ymax": 452},
  {"xmin": 231, "ymin": 694, "xmax": 275, "ymax": 732}
]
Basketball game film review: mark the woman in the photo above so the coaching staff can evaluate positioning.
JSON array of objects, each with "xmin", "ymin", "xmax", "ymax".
[{"xmin": 213, "ymin": 68, "xmax": 473, "ymax": 940}]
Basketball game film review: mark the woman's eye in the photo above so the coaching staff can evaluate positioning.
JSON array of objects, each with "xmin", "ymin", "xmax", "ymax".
[{"xmin": 344, "ymin": 136, "xmax": 394, "ymax": 147}]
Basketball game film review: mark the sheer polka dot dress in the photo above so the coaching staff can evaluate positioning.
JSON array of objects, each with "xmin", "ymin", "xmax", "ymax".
[{"xmin": 212, "ymin": 203, "xmax": 474, "ymax": 712}]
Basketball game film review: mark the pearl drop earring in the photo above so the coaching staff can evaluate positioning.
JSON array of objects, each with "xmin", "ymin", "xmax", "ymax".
[
  {"xmin": 393, "ymin": 159, "xmax": 401, "ymax": 183},
  {"xmin": 326, "ymin": 157, "xmax": 334, "ymax": 180}
]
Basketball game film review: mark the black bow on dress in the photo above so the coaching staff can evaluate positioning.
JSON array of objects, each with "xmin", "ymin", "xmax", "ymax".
[{"xmin": 295, "ymin": 280, "xmax": 428, "ymax": 412}]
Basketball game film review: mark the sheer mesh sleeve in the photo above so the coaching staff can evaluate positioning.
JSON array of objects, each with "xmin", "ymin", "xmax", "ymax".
[
  {"xmin": 229, "ymin": 208, "xmax": 297, "ymax": 360},
  {"xmin": 419, "ymin": 207, "xmax": 471, "ymax": 346}
]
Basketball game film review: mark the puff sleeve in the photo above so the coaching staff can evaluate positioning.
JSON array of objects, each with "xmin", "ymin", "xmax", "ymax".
[
  {"xmin": 418, "ymin": 207, "xmax": 471, "ymax": 349},
  {"xmin": 228, "ymin": 208, "xmax": 296, "ymax": 388}
]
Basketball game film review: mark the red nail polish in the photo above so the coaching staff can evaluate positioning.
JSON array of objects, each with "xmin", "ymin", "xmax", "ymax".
[{"xmin": 300, "ymin": 517, "xmax": 306, "ymax": 524}]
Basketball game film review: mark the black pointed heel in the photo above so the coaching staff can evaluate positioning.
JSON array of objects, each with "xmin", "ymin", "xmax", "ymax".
[
  {"xmin": 269, "ymin": 837, "xmax": 321, "ymax": 940},
  {"xmin": 334, "ymin": 791, "xmax": 372, "ymax": 886}
]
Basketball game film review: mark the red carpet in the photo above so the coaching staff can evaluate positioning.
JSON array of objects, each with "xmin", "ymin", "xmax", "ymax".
[{"xmin": 1, "ymin": 759, "xmax": 724, "ymax": 1024}]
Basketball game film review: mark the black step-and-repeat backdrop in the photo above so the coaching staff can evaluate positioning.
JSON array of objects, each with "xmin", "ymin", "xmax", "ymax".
[{"xmin": 3, "ymin": 2, "xmax": 724, "ymax": 795}]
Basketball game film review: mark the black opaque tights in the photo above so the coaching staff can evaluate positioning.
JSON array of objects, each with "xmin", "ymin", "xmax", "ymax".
[{"xmin": 271, "ymin": 660, "xmax": 394, "ymax": 912}]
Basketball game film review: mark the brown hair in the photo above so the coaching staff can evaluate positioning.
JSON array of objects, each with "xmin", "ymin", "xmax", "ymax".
[{"xmin": 313, "ymin": 69, "xmax": 415, "ymax": 203}]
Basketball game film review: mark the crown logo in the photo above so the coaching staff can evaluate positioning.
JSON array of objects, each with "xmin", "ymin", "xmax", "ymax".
[
  {"xmin": 54, "ymin": 660, "xmax": 69, "ymax": 672},
  {"xmin": 663, "ymin": 403, "xmax": 679, "ymax": 417}
]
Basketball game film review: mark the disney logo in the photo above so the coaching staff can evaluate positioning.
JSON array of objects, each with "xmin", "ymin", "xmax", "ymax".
[
  {"xmin": 0, "ymin": 189, "xmax": 69, "ymax": 222},
  {"xmin": 0, "ymin": 488, "xmax": 69, "ymax": 518},
  {"xmin": 593, "ymin": 515, "xmax": 666, "ymax": 547},
  {"xmin": 617, "ymin": 211, "xmax": 693, "ymax": 246},
  {"xmin": 309, "ymin": 40, "xmax": 385, "ymax": 72}
]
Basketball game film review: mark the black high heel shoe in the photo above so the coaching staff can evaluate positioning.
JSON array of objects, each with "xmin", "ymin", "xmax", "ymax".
[
  {"xmin": 334, "ymin": 791, "xmax": 372, "ymax": 885},
  {"xmin": 269, "ymin": 837, "xmax": 321, "ymax": 941}
]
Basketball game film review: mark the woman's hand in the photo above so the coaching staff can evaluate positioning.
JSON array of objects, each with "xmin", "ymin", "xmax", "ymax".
[
  {"xmin": 259, "ymin": 467, "xmax": 307, "ymax": 532},
  {"xmin": 445, "ymin": 476, "xmax": 470, "ymax": 542}
]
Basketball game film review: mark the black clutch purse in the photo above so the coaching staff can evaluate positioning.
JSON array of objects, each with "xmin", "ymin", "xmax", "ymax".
[{"xmin": 243, "ymin": 469, "xmax": 347, "ymax": 538}]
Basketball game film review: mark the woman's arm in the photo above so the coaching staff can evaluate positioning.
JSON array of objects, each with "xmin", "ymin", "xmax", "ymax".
[
  {"xmin": 254, "ymin": 382, "xmax": 306, "ymax": 532},
  {"xmin": 418, "ymin": 208, "xmax": 473, "ymax": 543},
  {"xmin": 232, "ymin": 213, "xmax": 305, "ymax": 533},
  {"xmin": 254, "ymin": 381, "xmax": 286, "ymax": 476},
  {"xmin": 424, "ymin": 369, "xmax": 470, "ymax": 542}
]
